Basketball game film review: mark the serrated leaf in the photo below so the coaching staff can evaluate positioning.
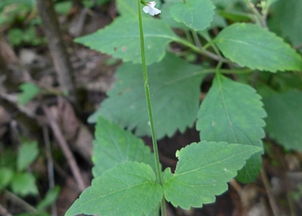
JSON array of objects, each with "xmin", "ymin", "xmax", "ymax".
[
  {"xmin": 18, "ymin": 82, "xmax": 41, "ymax": 105},
  {"xmin": 75, "ymin": 17, "xmax": 179, "ymax": 65},
  {"xmin": 93, "ymin": 117, "xmax": 155, "ymax": 176},
  {"xmin": 89, "ymin": 54, "xmax": 205, "ymax": 139},
  {"xmin": 169, "ymin": 0, "xmax": 215, "ymax": 31},
  {"xmin": 65, "ymin": 162, "xmax": 163, "ymax": 216},
  {"xmin": 264, "ymin": 90, "xmax": 302, "ymax": 151},
  {"xmin": 215, "ymin": 23, "xmax": 302, "ymax": 72},
  {"xmin": 17, "ymin": 141, "xmax": 39, "ymax": 171},
  {"xmin": 163, "ymin": 141, "xmax": 261, "ymax": 209},
  {"xmin": 196, "ymin": 75, "xmax": 266, "ymax": 183},
  {"xmin": 269, "ymin": 0, "xmax": 302, "ymax": 47},
  {"xmin": 0, "ymin": 168, "xmax": 14, "ymax": 190},
  {"xmin": 11, "ymin": 172, "xmax": 38, "ymax": 196},
  {"xmin": 160, "ymin": 0, "xmax": 187, "ymax": 29}
]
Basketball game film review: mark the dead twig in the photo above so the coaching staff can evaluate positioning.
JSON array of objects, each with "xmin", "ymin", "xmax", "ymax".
[
  {"xmin": 42, "ymin": 125, "xmax": 58, "ymax": 216},
  {"xmin": 4, "ymin": 190, "xmax": 37, "ymax": 213},
  {"xmin": 36, "ymin": 0, "xmax": 76, "ymax": 103},
  {"xmin": 260, "ymin": 168, "xmax": 281, "ymax": 216},
  {"xmin": 43, "ymin": 106, "xmax": 86, "ymax": 191}
]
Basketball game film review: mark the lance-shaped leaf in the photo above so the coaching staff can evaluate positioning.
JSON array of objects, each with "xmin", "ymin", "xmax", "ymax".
[
  {"xmin": 196, "ymin": 75, "xmax": 266, "ymax": 183},
  {"xmin": 75, "ymin": 17, "xmax": 179, "ymax": 65},
  {"xmin": 89, "ymin": 54, "xmax": 205, "ymax": 139},
  {"xmin": 93, "ymin": 117, "xmax": 155, "ymax": 176},
  {"xmin": 169, "ymin": 0, "xmax": 215, "ymax": 31},
  {"xmin": 215, "ymin": 23, "xmax": 302, "ymax": 72},
  {"xmin": 163, "ymin": 141, "xmax": 261, "ymax": 209},
  {"xmin": 264, "ymin": 90, "xmax": 302, "ymax": 151},
  {"xmin": 65, "ymin": 162, "xmax": 163, "ymax": 216}
]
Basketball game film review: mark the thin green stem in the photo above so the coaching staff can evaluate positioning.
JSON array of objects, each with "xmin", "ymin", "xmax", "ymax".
[
  {"xmin": 245, "ymin": 0, "xmax": 267, "ymax": 28},
  {"xmin": 192, "ymin": 31, "xmax": 202, "ymax": 48},
  {"xmin": 200, "ymin": 31, "xmax": 223, "ymax": 59},
  {"xmin": 184, "ymin": 30, "xmax": 193, "ymax": 44},
  {"xmin": 176, "ymin": 38, "xmax": 229, "ymax": 63},
  {"xmin": 137, "ymin": 1, "xmax": 166, "ymax": 216}
]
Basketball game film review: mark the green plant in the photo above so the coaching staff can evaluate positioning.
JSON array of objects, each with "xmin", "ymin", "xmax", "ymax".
[
  {"xmin": 18, "ymin": 82, "xmax": 41, "ymax": 105},
  {"xmin": 0, "ymin": 141, "xmax": 39, "ymax": 196},
  {"xmin": 65, "ymin": 0, "xmax": 302, "ymax": 215},
  {"xmin": 0, "ymin": 141, "xmax": 60, "ymax": 216}
]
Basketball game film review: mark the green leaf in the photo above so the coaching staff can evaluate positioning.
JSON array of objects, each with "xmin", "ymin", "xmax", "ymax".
[
  {"xmin": 11, "ymin": 172, "xmax": 38, "ymax": 196},
  {"xmin": 163, "ymin": 141, "xmax": 261, "ymax": 209},
  {"xmin": 93, "ymin": 117, "xmax": 155, "ymax": 176},
  {"xmin": 116, "ymin": 0, "xmax": 138, "ymax": 16},
  {"xmin": 0, "ymin": 168, "xmax": 14, "ymax": 190},
  {"xmin": 65, "ymin": 162, "xmax": 163, "ymax": 216},
  {"xmin": 264, "ymin": 90, "xmax": 302, "ymax": 151},
  {"xmin": 89, "ymin": 54, "xmax": 205, "ymax": 139},
  {"xmin": 17, "ymin": 141, "xmax": 39, "ymax": 171},
  {"xmin": 18, "ymin": 82, "xmax": 41, "ymax": 105},
  {"xmin": 160, "ymin": 0, "xmax": 187, "ymax": 29},
  {"xmin": 215, "ymin": 23, "xmax": 302, "ymax": 72},
  {"xmin": 169, "ymin": 0, "xmax": 215, "ymax": 31},
  {"xmin": 75, "ymin": 17, "xmax": 178, "ymax": 65},
  {"xmin": 196, "ymin": 75, "xmax": 266, "ymax": 183},
  {"xmin": 37, "ymin": 186, "xmax": 60, "ymax": 211},
  {"xmin": 269, "ymin": 0, "xmax": 302, "ymax": 47}
]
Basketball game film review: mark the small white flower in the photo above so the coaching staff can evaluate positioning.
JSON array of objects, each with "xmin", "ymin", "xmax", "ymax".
[{"xmin": 143, "ymin": 1, "xmax": 161, "ymax": 16}]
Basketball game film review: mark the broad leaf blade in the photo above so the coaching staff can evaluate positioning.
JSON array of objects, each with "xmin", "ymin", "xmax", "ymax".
[
  {"xmin": 215, "ymin": 23, "xmax": 302, "ymax": 72},
  {"xmin": 169, "ymin": 0, "xmax": 215, "ymax": 31},
  {"xmin": 163, "ymin": 141, "xmax": 261, "ymax": 209},
  {"xmin": 269, "ymin": 0, "xmax": 302, "ymax": 47},
  {"xmin": 89, "ymin": 54, "xmax": 205, "ymax": 139},
  {"xmin": 93, "ymin": 117, "xmax": 155, "ymax": 176},
  {"xmin": 116, "ymin": 0, "xmax": 137, "ymax": 16},
  {"xmin": 65, "ymin": 162, "xmax": 163, "ymax": 216},
  {"xmin": 197, "ymin": 75, "xmax": 266, "ymax": 183},
  {"xmin": 264, "ymin": 90, "xmax": 302, "ymax": 151},
  {"xmin": 75, "ymin": 17, "xmax": 178, "ymax": 65}
]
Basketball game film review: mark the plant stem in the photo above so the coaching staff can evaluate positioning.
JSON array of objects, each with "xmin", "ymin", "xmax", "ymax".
[
  {"xmin": 192, "ymin": 31, "xmax": 202, "ymax": 48},
  {"xmin": 176, "ymin": 38, "xmax": 229, "ymax": 63},
  {"xmin": 137, "ymin": 1, "xmax": 167, "ymax": 216},
  {"xmin": 245, "ymin": 0, "xmax": 267, "ymax": 28}
]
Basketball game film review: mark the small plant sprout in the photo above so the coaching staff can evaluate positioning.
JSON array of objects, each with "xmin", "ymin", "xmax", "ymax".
[{"xmin": 143, "ymin": 1, "xmax": 161, "ymax": 16}]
